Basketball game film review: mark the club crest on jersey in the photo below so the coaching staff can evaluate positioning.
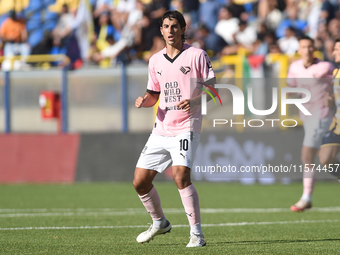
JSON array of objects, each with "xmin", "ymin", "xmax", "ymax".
[{"xmin": 180, "ymin": 66, "xmax": 191, "ymax": 74}]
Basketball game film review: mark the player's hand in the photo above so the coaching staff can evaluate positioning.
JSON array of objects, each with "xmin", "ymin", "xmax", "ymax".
[
  {"xmin": 176, "ymin": 99, "xmax": 191, "ymax": 112},
  {"xmin": 324, "ymin": 92, "xmax": 335, "ymax": 107},
  {"xmin": 135, "ymin": 94, "xmax": 148, "ymax": 108},
  {"xmin": 177, "ymin": 97, "xmax": 201, "ymax": 112}
]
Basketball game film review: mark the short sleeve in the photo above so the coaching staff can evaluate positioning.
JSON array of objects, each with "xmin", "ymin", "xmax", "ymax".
[
  {"xmin": 146, "ymin": 58, "xmax": 161, "ymax": 93},
  {"xmin": 199, "ymin": 51, "xmax": 215, "ymax": 80}
]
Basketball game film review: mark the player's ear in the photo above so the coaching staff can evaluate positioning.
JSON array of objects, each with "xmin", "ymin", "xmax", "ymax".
[{"xmin": 181, "ymin": 26, "xmax": 186, "ymax": 35}]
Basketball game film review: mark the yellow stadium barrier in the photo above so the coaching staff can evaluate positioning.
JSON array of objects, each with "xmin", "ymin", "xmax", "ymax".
[{"xmin": 0, "ymin": 54, "xmax": 70, "ymax": 70}]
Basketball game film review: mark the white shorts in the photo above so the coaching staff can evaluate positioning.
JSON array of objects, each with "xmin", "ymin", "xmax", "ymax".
[
  {"xmin": 303, "ymin": 116, "xmax": 333, "ymax": 148},
  {"xmin": 136, "ymin": 132, "xmax": 200, "ymax": 173}
]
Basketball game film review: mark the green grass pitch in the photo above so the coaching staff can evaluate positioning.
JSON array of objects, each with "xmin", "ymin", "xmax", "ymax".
[{"xmin": 0, "ymin": 182, "xmax": 339, "ymax": 254}]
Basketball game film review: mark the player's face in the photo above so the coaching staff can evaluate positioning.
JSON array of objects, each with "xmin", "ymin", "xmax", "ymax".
[
  {"xmin": 160, "ymin": 18, "xmax": 185, "ymax": 48},
  {"xmin": 333, "ymin": 42, "xmax": 340, "ymax": 63},
  {"xmin": 298, "ymin": 39, "xmax": 314, "ymax": 61}
]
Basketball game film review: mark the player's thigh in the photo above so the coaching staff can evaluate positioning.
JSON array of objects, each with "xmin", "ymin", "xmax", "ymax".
[
  {"xmin": 303, "ymin": 117, "xmax": 333, "ymax": 149},
  {"xmin": 136, "ymin": 134, "xmax": 172, "ymax": 173},
  {"xmin": 166, "ymin": 132, "xmax": 200, "ymax": 169},
  {"xmin": 319, "ymin": 145, "xmax": 340, "ymax": 166},
  {"xmin": 320, "ymin": 119, "xmax": 340, "ymax": 165}
]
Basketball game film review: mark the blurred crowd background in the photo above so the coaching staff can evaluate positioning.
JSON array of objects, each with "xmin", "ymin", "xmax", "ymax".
[{"xmin": 0, "ymin": 0, "xmax": 340, "ymax": 70}]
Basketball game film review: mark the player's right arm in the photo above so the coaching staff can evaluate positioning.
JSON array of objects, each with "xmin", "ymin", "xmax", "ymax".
[
  {"xmin": 139, "ymin": 55, "xmax": 161, "ymax": 108},
  {"xmin": 135, "ymin": 92, "xmax": 159, "ymax": 108}
]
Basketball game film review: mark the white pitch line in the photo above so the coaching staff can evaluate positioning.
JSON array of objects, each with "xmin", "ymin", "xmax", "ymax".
[
  {"xmin": 0, "ymin": 207, "xmax": 340, "ymax": 217},
  {"xmin": 0, "ymin": 219, "xmax": 339, "ymax": 231}
]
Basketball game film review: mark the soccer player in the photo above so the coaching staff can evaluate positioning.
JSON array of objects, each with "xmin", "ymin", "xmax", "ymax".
[
  {"xmin": 133, "ymin": 10, "xmax": 215, "ymax": 247},
  {"xmin": 319, "ymin": 38, "xmax": 340, "ymax": 181},
  {"xmin": 287, "ymin": 35, "xmax": 335, "ymax": 212}
]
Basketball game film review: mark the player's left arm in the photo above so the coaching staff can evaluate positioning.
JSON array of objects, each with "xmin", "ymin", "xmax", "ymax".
[{"xmin": 177, "ymin": 77, "xmax": 217, "ymax": 112}]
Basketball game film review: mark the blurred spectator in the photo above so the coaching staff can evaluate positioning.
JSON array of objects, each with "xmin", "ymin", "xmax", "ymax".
[
  {"xmin": 1, "ymin": 0, "xmax": 337, "ymax": 68},
  {"xmin": 198, "ymin": 0, "xmax": 221, "ymax": 33},
  {"xmin": 221, "ymin": 20, "xmax": 257, "ymax": 55},
  {"xmin": 215, "ymin": 6, "xmax": 239, "ymax": 45},
  {"xmin": 93, "ymin": 0, "xmax": 112, "ymax": 19},
  {"xmin": 0, "ymin": 10, "xmax": 30, "ymax": 57},
  {"xmin": 228, "ymin": 2, "xmax": 247, "ymax": 21},
  {"xmin": 52, "ymin": 4, "xmax": 74, "ymax": 52},
  {"xmin": 111, "ymin": 0, "xmax": 136, "ymax": 32},
  {"xmin": 135, "ymin": 10, "xmax": 165, "ymax": 62},
  {"xmin": 307, "ymin": 0, "xmax": 323, "ymax": 38},
  {"xmin": 171, "ymin": 0, "xmax": 184, "ymax": 12},
  {"xmin": 92, "ymin": 0, "xmax": 144, "ymax": 64},
  {"xmin": 69, "ymin": 0, "xmax": 94, "ymax": 65},
  {"xmin": 195, "ymin": 23, "xmax": 227, "ymax": 55},
  {"xmin": 258, "ymin": 0, "xmax": 283, "ymax": 30},
  {"xmin": 328, "ymin": 18, "xmax": 340, "ymax": 39},
  {"xmin": 315, "ymin": 20, "xmax": 336, "ymax": 61},
  {"xmin": 320, "ymin": 0, "xmax": 337, "ymax": 25},
  {"xmin": 147, "ymin": 0, "xmax": 169, "ymax": 26},
  {"xmin": 132, "ymin": 0, "xmax": 168, "ymax": 62},
  {"xmin": 51, "ymin": 0, "xmax": 93, "ymax": 68},
  {"xmin": 182, "ymin": 0, "xmax": 200, "ymax": 28},
  {"xmin": 235, "ymin": 20, "xmax": 257, "ymax": 48},
  {"xmin": 92, "ymin": 0, "xmax": 112, "ymax": 39},
  {"xmin": 96, "ymin": 11, "xmax": 117, "ymax": 51},
  {"xmin": 278, "ymin": 26, "xmax": 299, "ymax": 55},
  {"xmin": 276, "ymin": 7, "xmax": 308, "ymax": 38},
  {"xmin": 268, "ymin": 43, "xmax": 281, "ymax": 53},
  {"xmin": 93, "ymin": 34, "xmax": 116, "ymax": 67},
  {"xmin": 48, "ymin": 0, "xmax": 80, "ymax": 13},
  {"xmin": 87, "ymin": 33, "xmax": 101, "ymax": 64},
  {"xmin": 182, "ymin": 13, "xmax": 195, "ymax": 42},
  {"xmin": 254, "ymin": 23, "xmax": 278, "ymax": 55},
  {"xmin": 31, "ymin": 31, "xmax": 53, "ymax": 55}
]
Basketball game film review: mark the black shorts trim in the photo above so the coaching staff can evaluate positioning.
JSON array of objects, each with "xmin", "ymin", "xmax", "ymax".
[{"xmin": 321, "ymin": 130, "xmax": 340, "ymax": 146}]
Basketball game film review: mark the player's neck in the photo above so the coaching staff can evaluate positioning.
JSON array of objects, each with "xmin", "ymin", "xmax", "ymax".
[
  {"xmin": 303, "ymin": 58, "xmax": 315, "ymax": 68},
  {"xmin": 166, "ymin": 42, "xmax": 184, "ymax": 59}
]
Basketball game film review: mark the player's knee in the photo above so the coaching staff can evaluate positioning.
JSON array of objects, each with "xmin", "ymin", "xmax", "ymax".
[
  {"xmin": 172, "ymin": 173, "xmax": 191, "ymax": 189},
  {"xmin": 301, "ymin": 154, "xmax": 313, "ymax": 165},
  {"xmin": 133, "ymin": 178, "xmax": 152, "ymax": 194},
  {"xmin": 133, "ymin": 178, "xmax": 143, "ymax": 192}
]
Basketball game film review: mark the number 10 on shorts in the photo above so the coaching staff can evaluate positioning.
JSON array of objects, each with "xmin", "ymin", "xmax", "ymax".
[{"xmin": 179, "ymin": 139, "xmax": 188, "ymax": 151}]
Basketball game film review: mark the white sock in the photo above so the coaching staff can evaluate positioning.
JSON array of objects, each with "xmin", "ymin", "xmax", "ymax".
[
  {"xmin": 301, "ymin": 193, "xmax": 312, "ymax": 203},
  {"xmin": 153, "ymin": 216, "xmax": 167, "ymax": 229},
  {"xmin": 190, "ymin": 223, "xmax": 203, "ymax": 235}
]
